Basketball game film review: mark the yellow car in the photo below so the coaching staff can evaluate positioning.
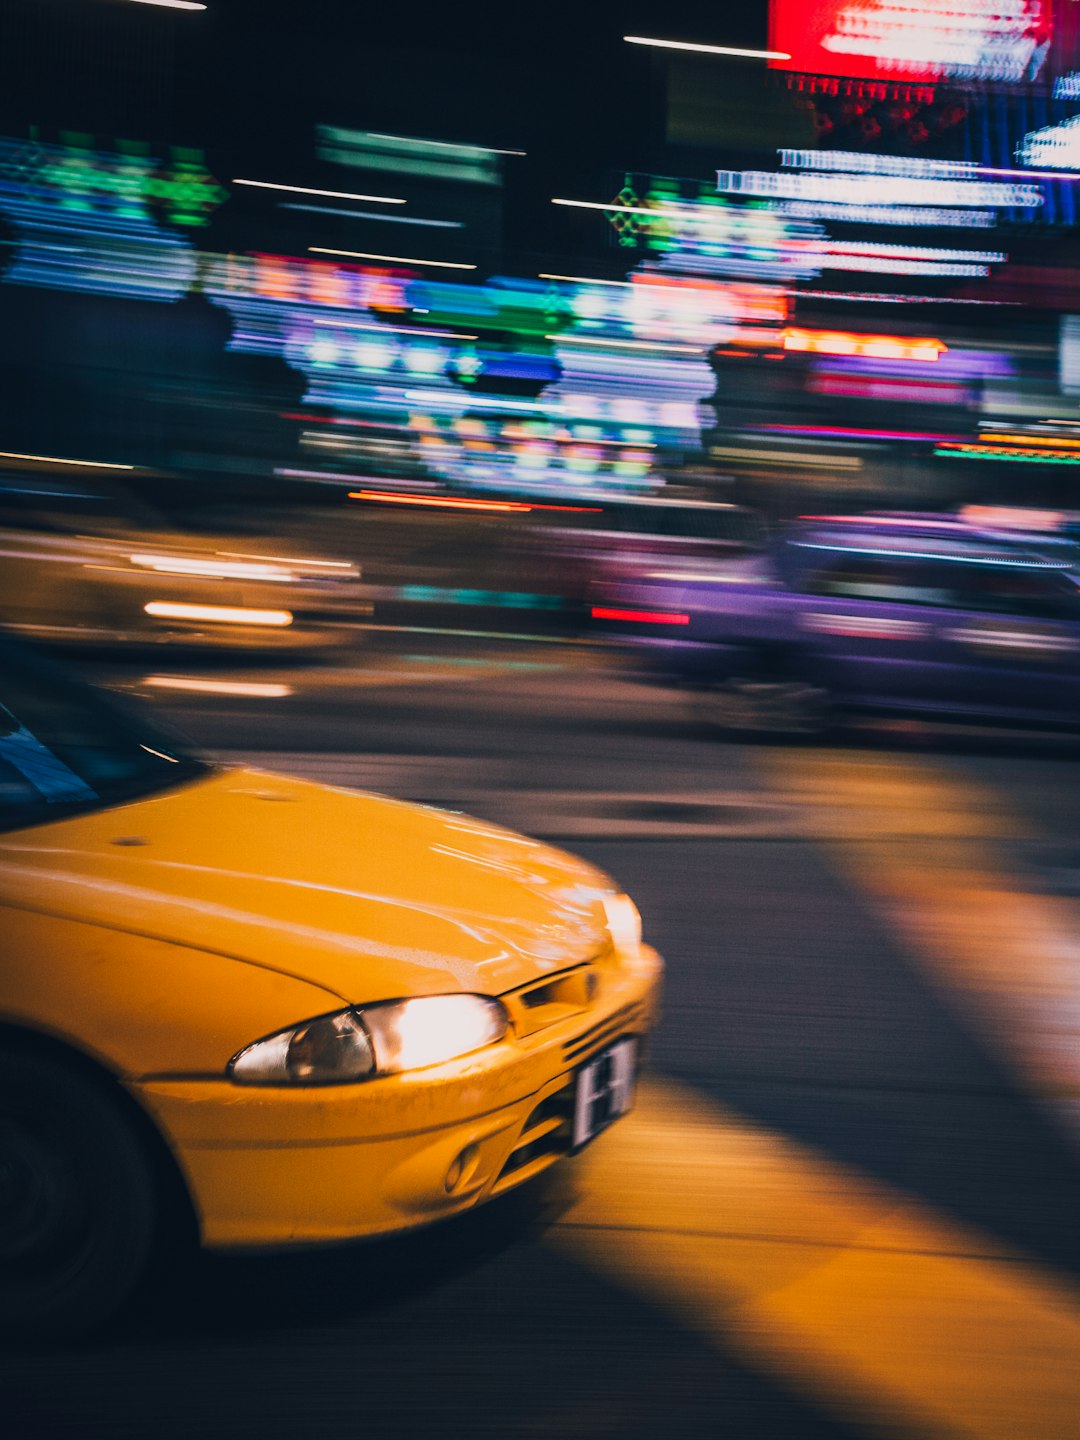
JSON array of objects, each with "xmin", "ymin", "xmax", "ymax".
[{"xmin": 0, "ymin": 640, "xmax": 662, "ymax": 1337}]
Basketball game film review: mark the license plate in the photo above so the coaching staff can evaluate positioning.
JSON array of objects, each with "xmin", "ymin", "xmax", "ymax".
[{"xmin": 572, "ymin": 1038, "xmax": 638, "ymax": 1150}]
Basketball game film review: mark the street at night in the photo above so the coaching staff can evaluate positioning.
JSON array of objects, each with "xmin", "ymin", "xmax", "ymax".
[
  {"xmin": 6, "ymin": 0, "xmax": 1080, "ymax": 1435},
  {"xmin": 5, "ymin": 636, "xmax": 1077, "ymax": 1439}
]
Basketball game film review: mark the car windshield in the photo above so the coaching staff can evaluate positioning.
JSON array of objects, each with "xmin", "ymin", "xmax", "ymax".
[{"xmin": 0, "ymin": 644, "xmax": 209, "ymax": 833}]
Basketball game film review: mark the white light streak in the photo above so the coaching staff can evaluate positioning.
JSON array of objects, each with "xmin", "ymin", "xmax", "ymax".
[
  {"xmin": 624, "ymin": 35, "xmax": 790, "ymax": 60},
  {"xmin": 143, "ymin": 676, "xmax": 293, "ymax": 698},
  {"xmin": 233, "ymin": 179, "xmax": 405, "ymax": 205},
  {"xmin": 539, "ymin": 274, "xmax": 634, "ymax": 287},
  {"xmin": 553, "ymin": 198, "xmax": 691, "ymax": 220},
  {"xmin": 123, "ymin": 0, "xmax": 206, "ymax": 8},
  {"xmin": 143, "ymin": 602, "xmax": 294, "ymax": 627},
  {"xmin": 309, "ymin": 247, "xmax": 476, "ymax": 269},
  {"xmin": 130, "ymin": 553, "xmax": 296, "ymax": 582},
  {"xmin": 0, "ymin": 451, "xmax": 135, "ymax": 470},
  {"xmin": 366, "ymin": 133, "xmax": 525, "ymax": 156},
  {"xmin": 279, "ymin": 203, "xmax": 462, "ymax": 228}
]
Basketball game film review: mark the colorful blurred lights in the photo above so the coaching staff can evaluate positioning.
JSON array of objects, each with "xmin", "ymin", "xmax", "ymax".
[{"xmin": 781, "ymin": 329, "xmax": 945, "ymax": 362}]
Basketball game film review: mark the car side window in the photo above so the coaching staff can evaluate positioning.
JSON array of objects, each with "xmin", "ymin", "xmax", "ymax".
[
  {"xmin": 803, "ymin": 552, "xmax": 950, "ymax": 606},
  {"xmin": 934, "ymin": 564, "xmax": 1080, "ymax": 621}
]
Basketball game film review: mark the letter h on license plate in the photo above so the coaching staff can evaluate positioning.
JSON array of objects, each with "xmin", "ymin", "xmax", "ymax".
[{"xmin": 572, "ymin": 1038, "xmax": 638, "ymax": 1149}]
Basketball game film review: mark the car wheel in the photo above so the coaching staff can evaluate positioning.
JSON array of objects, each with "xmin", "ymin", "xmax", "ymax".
[
  {"xmin": 696, "ymin": 676, "xmax": 833, "ymax": 739},
  {"xmin": 0, "ymin": 1047, "xmax": 159, "ymax": 1340}
]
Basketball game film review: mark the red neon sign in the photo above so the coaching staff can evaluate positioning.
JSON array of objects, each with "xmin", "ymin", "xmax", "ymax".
[{"xmin": 768, "ymin": 0, "xmax": 1053, "ymax": 85}]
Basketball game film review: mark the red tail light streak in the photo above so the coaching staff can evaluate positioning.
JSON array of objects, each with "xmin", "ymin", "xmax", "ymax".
[{"xmin": 592, "ymin": 607, "xmax": 691, "ymax": 625}]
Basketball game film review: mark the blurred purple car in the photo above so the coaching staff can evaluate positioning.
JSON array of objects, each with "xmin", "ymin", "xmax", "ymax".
[{"xmin": 591, "ymin": 511, "xmax": 1080, "ymax": 735}]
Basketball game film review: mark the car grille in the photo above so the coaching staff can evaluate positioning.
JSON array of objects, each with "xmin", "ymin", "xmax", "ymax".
[
  {"xmin": 491, "ymin": 1080, "xmax": 575, "ymax": 1194},
  {"xmin": 562, "ymin": 1002, "xmax": 647, "ymax": 1066}
]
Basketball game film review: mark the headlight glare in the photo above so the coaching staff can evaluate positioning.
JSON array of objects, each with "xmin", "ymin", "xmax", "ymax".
[
  {"xmin": 229, "ymin": 995, "xmax": 509, "ymax": 1086},
  {"xmin": 230, "ymin": 1010, "xmax": 375, "ymax": 1086},
  {"xmin": 363, "ymin": 995, "xmax": 509, "ymax": 1073},
  {"xmin": 602, "ymin": 893, "xmax": 642, "ymax": 952}
]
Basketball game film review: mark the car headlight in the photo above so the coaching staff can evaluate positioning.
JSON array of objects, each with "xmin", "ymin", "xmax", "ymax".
[
  {"xmin": 229, "ymin": 995, "xmax": 510, "ymax": 1086},
  {"xmin": 602, "ymin": 893, "xmax": 642, "ymax": 953}
]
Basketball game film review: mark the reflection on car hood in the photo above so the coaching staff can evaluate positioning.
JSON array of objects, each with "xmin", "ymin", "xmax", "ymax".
[{"xmin": 0, "ymin": 769, "xmax": 613, "ymax": 1002}]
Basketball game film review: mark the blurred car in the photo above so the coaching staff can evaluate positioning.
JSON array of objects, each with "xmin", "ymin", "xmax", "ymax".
[
  {"xmin": 523, "ymin": 495, "xmax": 767, "ymax": 614},
  {"xmin": 347, "ymin": 492, "xmax": 765, "ymax": 639},
  {"xmin": 0, "ymin": 469, "xmax": 367, "ymax": 651},
  {"xmin": 0, "ymin": 640, "xmax": 662, "ymax": 1336},
  {"xmin": 591, "ymin": 510, "xmax": 1080, "ymax": 734}
]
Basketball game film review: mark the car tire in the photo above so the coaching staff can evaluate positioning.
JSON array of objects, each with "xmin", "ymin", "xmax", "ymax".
[
  {"xmin": 695, "ymin": 674, "xmax": 834, "ymax": 739},
  {"xmin": 0, "ymin": 1046, "xmax": 159, "ymax": 1341}
]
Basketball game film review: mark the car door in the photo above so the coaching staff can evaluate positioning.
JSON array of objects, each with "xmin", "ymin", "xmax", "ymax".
[
  {"xmin": 793, "ymin": 548, "xmax": 959, "ymax": 707},
  {"xmin": 931, "ymin": 561, "xmax": 1080, "ymax": 723}
]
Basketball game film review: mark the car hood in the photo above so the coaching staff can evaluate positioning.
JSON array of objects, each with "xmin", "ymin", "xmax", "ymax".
[{"xmin": 0, "ymin": 768, "xmax": 613, "ymax": 1003}]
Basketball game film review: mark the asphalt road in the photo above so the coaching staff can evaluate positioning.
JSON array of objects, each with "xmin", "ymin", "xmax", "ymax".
[{"xmin": 7, "ymin": 634, "xmax": 1080, "ymax": 1440}]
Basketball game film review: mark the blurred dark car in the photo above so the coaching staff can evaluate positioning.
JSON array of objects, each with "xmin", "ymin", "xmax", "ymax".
[
  {"xmin": 354, "ymin": 494, "xmax": 766, "ymax": 638},
  {"xmin": 590, "ymin": 511, "xmax": 1080, "ymax": 735}
]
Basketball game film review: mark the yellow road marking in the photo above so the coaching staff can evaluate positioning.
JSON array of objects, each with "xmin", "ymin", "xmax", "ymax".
[
  {"xmin": 555, "ymin": 1077, "xmax": 1080, "ymax": 1440},
  {"xmin": 760, "ymin": 751, "xmax": 1080, "ymax": 1102}
]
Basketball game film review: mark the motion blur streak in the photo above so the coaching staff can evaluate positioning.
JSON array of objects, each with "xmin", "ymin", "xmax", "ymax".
[
  {"xmin": 762, "ymin": 751, "xmax": 1080, "ymax": 1119},
  {"xmin": 231, "ymin": 180, "xmax": 405, "ymax": 205},
  {"xmin": 782, "ymin": 329, "xmax": 946, "ymax": 361},
  {"xmin": 546, "ymin": 335, "xmax": 704, "ymax": 355},
  {"xmin": 142, "ymin": 677, "xmax": 293, "ymax": 698},
  {"xmin": 308, "ymin": 248, "xmax": 476, "ymax": 269},
  {"xmin": 556, "ymin": 1076, "xmax": 1080, "ymax": 1440},
  {"xmin": 538, "ymin": 274, "xmax": 634, "ymax": 287},
  {"xmin": 0, "ymin": 452, "xmax": 135, "ymax": 470},
  {"xmin": 142, "ymin": 602, "xmax": 294, "ymax": 626},
  {"xmin": 364, "ymin": 132, "xmax": 526, "ymax": 157},
  {"xmin": 279, "ymin": 203, "xmax": 462, "ymax": 228},
  {"xmin": 591, "ymin": 607, "xmax": 690, "ymax": 624},
  {"xmin": 347, "ymin": 490, "xmax": 531, "ymax": 512},
  {"xmin": 623, "ymin": 36, "xmax": 791, "ymax": 60},
  {"xmin": 130, "ymin": 554, "xmax": 295, "ymax": 581},
  {"xmin": 551, "ymin": 198, "xmax": 697, "ymax": 220},
  {"xmin": 123, "ymin": 0, "xmax": 207, "ymax": 9}
]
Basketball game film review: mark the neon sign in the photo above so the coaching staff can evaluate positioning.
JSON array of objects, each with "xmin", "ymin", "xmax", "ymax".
[
  {"xmin": 0, "ymin": 134, "xmax": 225, "ymax": 230},
  {"xmin": 1019, "ymin": 117, "xmax": 1080, "ymax": 171},
  {"xmin": 768, "ymin": 0, "xmax": 1053, "ymax": 84},
  {"xmin": 717, "ymin": 169, "xmax": 1043, "ymax": 208}
]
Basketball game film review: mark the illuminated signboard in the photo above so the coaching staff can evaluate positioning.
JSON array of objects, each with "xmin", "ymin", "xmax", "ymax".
[
  {"xmin": 317, "ymin": 127, "xmax": 505, "ymax": 186},
  {"xmin": 717, "ymin": 168, "xmax": 1042, "ymax": 208},
  {"xmin": 0, "ymin": 135, "xmax": 226, "ymax": 229},
  {"xmin": 768, "ymin": 0, "xmax": 1054, "ymax": 84},
  {"xmin": 1020, "ymin": 114, "xmax": 1080, "ymax": 168}
]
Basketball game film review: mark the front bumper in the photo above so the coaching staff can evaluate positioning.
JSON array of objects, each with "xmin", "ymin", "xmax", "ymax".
[{"xmin": 134, "ymin": 946, "xmax": 662, "ymax": 1248}]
